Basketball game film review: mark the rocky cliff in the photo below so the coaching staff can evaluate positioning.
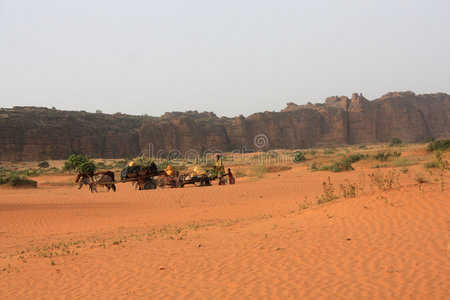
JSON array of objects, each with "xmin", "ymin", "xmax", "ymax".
[{"xmin": 0, "ymin": 91, "xmax": 449, "ymax": 161}]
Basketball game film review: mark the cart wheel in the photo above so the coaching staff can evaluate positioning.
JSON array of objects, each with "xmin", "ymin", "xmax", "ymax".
[
  {"xmin": 174, "ymin": 178, "xmax": 182, "ymax": 188},
  {"xmin": 143, "ymin": 180, "xmax": 157, "ymax": 190}
]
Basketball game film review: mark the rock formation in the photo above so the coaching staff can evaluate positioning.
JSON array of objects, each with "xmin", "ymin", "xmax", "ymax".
[{"xmin": 0, "ymin": 92, "xmax": 448, "ymax": 161}]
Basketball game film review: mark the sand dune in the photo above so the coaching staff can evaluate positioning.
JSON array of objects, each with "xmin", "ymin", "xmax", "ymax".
[{"xmin": 0, "ymin": 167, "xmax": 449, "ymax": 299}]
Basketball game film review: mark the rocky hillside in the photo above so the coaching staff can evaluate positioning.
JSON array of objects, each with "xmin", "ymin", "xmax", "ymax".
[{"xmin": 0, "ymin": 91, "xmax": 449, "ymax": 161}]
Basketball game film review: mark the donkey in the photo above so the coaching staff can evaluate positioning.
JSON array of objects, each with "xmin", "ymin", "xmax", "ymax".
[
  {"xmin": 75, "ymin": 171, "xmax": 116, "ymax": 193},
  {"xmin": 75, "ymin": 172, "xmax": 94, "ymax": 192},
  {"xmin": 90, "ymin": 173, "xmax": 116, "ymax": 193}
]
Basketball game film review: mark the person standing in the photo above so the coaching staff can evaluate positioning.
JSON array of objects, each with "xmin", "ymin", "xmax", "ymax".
[{"xmin": 215, "ymin": 154, "xmax": 225, "ymax": 178}]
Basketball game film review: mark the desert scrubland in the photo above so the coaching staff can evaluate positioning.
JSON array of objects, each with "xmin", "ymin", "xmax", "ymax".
[{"xmin": 0, "ymin": 144, "xmax": 449, "ymax": 299}]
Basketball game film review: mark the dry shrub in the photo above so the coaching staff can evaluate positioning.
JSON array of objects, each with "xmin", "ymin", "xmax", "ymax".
[
  {"xmin": 369, "ymin": 170, "xmax": 400, "ymax": 191},
  {"xmin": 340, "ymin": 179, "xmax": 357, "ymax": 198},
  {"xmin": 317, "ymin": 177, "xmax": 338, "ymax": 204}
]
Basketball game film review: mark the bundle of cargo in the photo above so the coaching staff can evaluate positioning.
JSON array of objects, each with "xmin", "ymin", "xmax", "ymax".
[
  {"xmin": 120, "ymin": 157, "xmax": 160, "ymax": 181},
  {"xmin": 179, "ymin": 165, "xmax": 213, "ymax": 187}
]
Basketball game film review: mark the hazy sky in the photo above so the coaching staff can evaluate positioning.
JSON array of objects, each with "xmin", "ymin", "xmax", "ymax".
[{"xmin": 1, "ymin": 0, "xmax": 449, "ymax": 117}]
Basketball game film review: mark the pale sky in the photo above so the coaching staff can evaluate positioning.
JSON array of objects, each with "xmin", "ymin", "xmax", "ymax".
[{"xmin": 1, "ymin": 0, "xmax": 449, "ymax": 117}]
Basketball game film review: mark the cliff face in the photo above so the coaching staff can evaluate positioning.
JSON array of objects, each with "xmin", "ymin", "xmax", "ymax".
[
  {"xmin": 0, "ymin": 92, "xmax": 449, "ymax": 161},
  {"xmin": 0, "ymin": 109, "xmax": 141, "ymax": 161}
]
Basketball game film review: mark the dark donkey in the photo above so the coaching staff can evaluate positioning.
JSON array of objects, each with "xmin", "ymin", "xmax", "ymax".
[{"xmin": 75, "ymin": 171, "xmax": 117, "ymax": 193}]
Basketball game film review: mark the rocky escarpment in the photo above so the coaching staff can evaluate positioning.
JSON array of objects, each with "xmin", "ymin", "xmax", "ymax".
[{"xmin": 0, "ymin": 91, "xmax": 449, "ymax": 161}]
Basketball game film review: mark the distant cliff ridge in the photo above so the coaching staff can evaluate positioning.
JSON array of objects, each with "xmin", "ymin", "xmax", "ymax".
[{"xmin": 0, "ymin": 91, "xmax": 449, "ymax": 161}]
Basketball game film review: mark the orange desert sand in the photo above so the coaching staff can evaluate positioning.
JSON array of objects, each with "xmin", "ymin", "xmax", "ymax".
[{"xmin": 0, "ymin": 164, "xmax": 449, "ymax": 299}]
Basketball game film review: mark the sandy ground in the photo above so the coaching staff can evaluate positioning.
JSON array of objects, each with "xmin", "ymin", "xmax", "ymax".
[{"xmin": 0, "ymin": 166, "xmax": 449, "ymax": 299}]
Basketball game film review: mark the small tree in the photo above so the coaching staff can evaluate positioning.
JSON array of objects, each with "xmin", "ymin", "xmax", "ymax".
[
  {"xmin": 63, "ymin": 154, "xmax": 89, "ymax": 172},
  {"xmin": 38, "ymin": 161, "xmax": 50, "ymax": 169}
]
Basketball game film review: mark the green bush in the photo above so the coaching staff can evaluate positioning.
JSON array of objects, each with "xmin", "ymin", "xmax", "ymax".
[
  {"xmin": 425, "ymin": 149, "xmax": 449, "ymax": 170},
  {"xmin": 375, "ymin": 151, "xmax": 401, "ymax": 162},
  {"xmin": 347, "ymin": 153, "xmax": 366, "ymax": 163},
  {"xmin": 63, "ymin": 154, "xmax": 89, "ymax": 172},
  {"xmin": 389, "ymin": 138, "xmax": 402, "ymax": 146},
  {"xmin": 427, "ymin": 139, "xmax": 450, "ymax": 152},
  {"xmin": 318, "ymin": 157, "xmax": 355, "ymax": 172},
  {"xmin": 293, "ymin": 151, "xmax": 306, "ymax": 163},
  {"xmin": 6, "ymin": 175, "xmax": 37, "ymax": 188}
]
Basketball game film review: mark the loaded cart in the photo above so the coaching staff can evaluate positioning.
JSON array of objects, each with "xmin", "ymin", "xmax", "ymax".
[
  {"xmin": 120, "ymin": 162, "xmax": 220, "ymax": 190},
  {"xmin": 178, "ymin": 166, "xmax": 218, "ymax": 187},
  {"xmin": 120, "ymin": 162, "xmax": 163, "ymax": 190},
  {"xmin": 120, "ymin": 162, "xmax": 183, "ymax": 190}
]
